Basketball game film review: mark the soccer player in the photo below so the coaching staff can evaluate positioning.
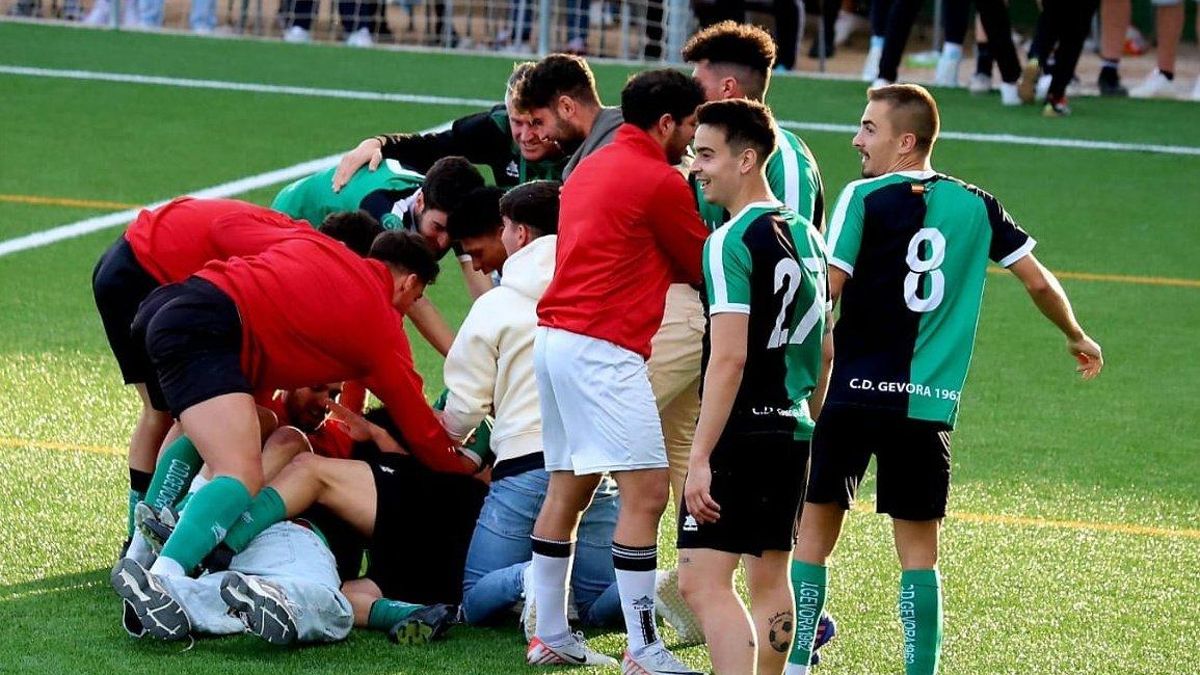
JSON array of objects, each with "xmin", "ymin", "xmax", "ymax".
[
  {"xmin": 512, "ymin": 53, "xmax": 625, "ymax": 180},
  {"xmin": 787, "ymin": 85, "xmax": 1104, "ymax": 675},
  {"xmin": 117, "ymin": 517, "xmax": 357, "ymax": 645},
  {"xmin": 331, "ymin": 61, "xmax": 568, "ymax": 191},
  {"xmin": 115, "ymin": 229, "xmax": 477, "ymax": 626},
  {"xmin": 682, "ymin": 21, "xmax": 825, "ymax": 232},
  {"xmin": 679, "ymin": 98, "xmax": 830, "ymax": 675},
  {"xmin": 273, "ymin": 156, "xmax": 489, "ymax": 354},
  {"xmin": 445, "ymin": 185, "xmax": 508, "ymax": 278},
  {"xmin": 92, "ymin": 197, "xmax": 381, "ymax": 554},
  {"xmin": 525, "ymin": 69, "xmax": 708, "ymax": 672}
]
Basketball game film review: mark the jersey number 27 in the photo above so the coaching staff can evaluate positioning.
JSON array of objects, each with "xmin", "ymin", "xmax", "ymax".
[{"xmin": 768, "ymin": 257, "xmax": 825, "ymax": 349}]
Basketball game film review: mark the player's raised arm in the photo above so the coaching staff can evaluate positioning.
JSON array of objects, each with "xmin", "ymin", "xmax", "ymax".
[{"xmin": 1007, "ymin": 255, "xmax": 1104, "ymax": 379}]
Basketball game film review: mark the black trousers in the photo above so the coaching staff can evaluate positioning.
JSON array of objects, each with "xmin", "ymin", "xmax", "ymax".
[{"xmin": 876, "ymin": 0, "xmax": 1020, "ymax": 84}]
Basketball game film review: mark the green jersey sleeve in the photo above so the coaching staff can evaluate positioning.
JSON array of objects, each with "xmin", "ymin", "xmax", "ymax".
[
  {"xmin": 825, "ymin": 181, "xmax": 867, "ymax": 275},
  {"xmin": 704, "ymin": 225, "xmax": 753, "ymax": 315},
  {"xmin": 766, "ymin": 129, "xmax": 824, "ymax": 231}
]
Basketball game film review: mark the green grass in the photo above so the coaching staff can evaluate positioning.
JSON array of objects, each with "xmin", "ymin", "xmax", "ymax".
[{"xmin": 1, "ymin": 21, "xmax": 1198, "ymax": 674}]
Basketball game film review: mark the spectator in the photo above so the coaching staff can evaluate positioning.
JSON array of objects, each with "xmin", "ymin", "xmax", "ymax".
[{"xmin": 1130, "ymin": 0, "xmax": 1200, "ymax": 100}]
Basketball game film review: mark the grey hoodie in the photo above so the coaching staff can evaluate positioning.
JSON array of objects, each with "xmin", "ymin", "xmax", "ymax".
[{"xmin": 561, "ymin": 106, "xmax": 624, "ymax": 181}]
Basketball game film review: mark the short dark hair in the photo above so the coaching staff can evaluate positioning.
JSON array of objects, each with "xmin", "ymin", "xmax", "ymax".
[
  {"xmin": 422, "ymin": 156, "xmax": 485, "ymax": 214},
  {"xmin": 514, "ymin": 54, "xmax": 600, "ymax": 111},
  {"xmin": 620, "ymin": 69, "xmax": 707, "ymax": 131},
  {"xmin": 695, "ymin": 99, "xmax": 777, "ymax": 166},
  {"xmin": 446, "ymin": 186, "xmax": 505, "ymax": 240},
  {"xmin": 499, "ymin": 180, "xmax": 560, "ymax": 236},
  {"xmin": 681, "ymin": 21, "xmax": 777, "ymax": 101},
  {"xmin": 368, "ymin": 230, "xmax": 440, "ymax": 284},
  {"xmin": 868, "ymin": 84, "xmax": 940, "ymax": 154},
  {"xmin": 317, "ymin": 210, "xmax": 384, "ymax": 257}
]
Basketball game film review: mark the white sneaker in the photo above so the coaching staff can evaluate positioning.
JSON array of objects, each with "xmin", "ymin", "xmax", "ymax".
[
  {"xmin": 933, "ymin": 54, "xmax": 961, "ymax": 87},
  {"xmin": 654, "ymin": 569, "xmax": 704, "ymax": 646},
  {"xmin": 999, "ymin": 82, "xmax": 1021, "ymax": 106},
  {"xmin": 622, "ymin": 641, "xmax": 702, "ymax": 674},
  {"xmin": 1035, "ymin": 73, "xmax": 1052, "ymax": 101},
  {"xmin": 968, "ymin": 72, "xmax": 992, "ymax": 94},
  {"xmin": 1130, "ymin": 69, "xmax": 1176, "ymax": 99},
  {"xmin": 519, "ymin": 563, "xmax": 537, "ymax": 642},
  {"xmin": 834, "ymin": 11, "xmax": 868, "ymax": 46},
  {"xmin": 527, "ymin": 631, "xmax": 618, "ymax": 667},
  {"xmin": 345, "ymin": 27, "xmax": 373, "ymax": 47},
  {"xmin": 283, "ymin": 25, "xmax": 311, "ymax": 43},
  {"xmin": 861, "ymin": 45, "xmax": 882, "ymax": 82},
  {"xmin": 870, "ymin": 77, "xmax": 891, "ymax": 90},
  {"xmin": 1191, "ymin": 76, "xmax": 1200, "ymax": 102}
]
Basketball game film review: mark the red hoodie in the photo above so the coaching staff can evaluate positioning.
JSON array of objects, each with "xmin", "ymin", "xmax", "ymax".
[
  {"xmin": 195, "ymin": 234, "xmax": 469, "ymax": 474},
  {"xmin": 537, "ymin": 124, "xmax": 707, "ymax": 360}
]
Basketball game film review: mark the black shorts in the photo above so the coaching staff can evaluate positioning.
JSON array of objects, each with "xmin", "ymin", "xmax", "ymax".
[
  {"xmin": 130, "ymin": 277, "xmax": 250, "ymax": 417},
  {"xmin": 366, "ymin": 452, "xmax": 487, "ymax": 604},
  {"xmin": 677, "ymin": 434, "xmax": 810, "ymax": 557},
  {"xmin": 92, "ymin": 236, "xmax": 161, "ymax": 387},
  {"xmin": 807, "ymin": 406, "xmax": 952, "ymax": 521}
]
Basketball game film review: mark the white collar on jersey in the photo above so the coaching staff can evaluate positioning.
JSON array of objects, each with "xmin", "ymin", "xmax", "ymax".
[
  {"xmin": 390, "ymin": 189, "xmax": 421, "ymax": 222},
  {"xmin": 894, "ymin": 169, "xmax": 937, "ymax": 179},
  {"xmin": 726, "ymin": 199, "xmax": 784, "ymax": 225}
]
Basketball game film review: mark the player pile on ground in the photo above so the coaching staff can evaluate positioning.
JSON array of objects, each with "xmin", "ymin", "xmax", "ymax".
[{"xmin": 94, "ymin": 21, "xmax": 1103, "ymax": 675}]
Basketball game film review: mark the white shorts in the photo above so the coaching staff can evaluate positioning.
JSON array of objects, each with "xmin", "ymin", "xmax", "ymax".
[{"xmin": 534, "ymin": 327, "xmax": 667, "ymax": 475}]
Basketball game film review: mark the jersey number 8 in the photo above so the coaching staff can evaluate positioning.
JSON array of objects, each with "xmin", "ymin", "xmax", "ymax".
[
  {"xmin": 904, "ymin": 228, "xmax": 946, "ymax": 313},
  {"xmin": 768, "ymin": 257, "xmax": 826, "ymax": 349}
]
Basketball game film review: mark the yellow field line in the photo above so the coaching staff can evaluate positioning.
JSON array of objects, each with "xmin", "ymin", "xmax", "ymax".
[
  {"xmin": 987, "ymin": 266, "xmax": 1200, "ymax": 288},
  {"xmin": 0, "ymin": 193, "xmax": 141, "ymax": 211},
  {"xmin": 0, "ymin": 436, "xmax": 124, "ymax": 457}
]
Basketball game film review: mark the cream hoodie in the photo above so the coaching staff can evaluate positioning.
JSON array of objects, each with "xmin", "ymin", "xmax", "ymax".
[{"xmin": 442, "ymin": 235, "xmax": 556, "ymax": 465}]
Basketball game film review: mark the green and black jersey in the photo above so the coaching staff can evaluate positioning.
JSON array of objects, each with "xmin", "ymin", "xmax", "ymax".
[
  {"xmin": 695, "ymin": 126, "xmax": 825, "ymax": 233},
  {"xmin": 703, "ymin": 201, "xmax": 829, "ymax": 441},
  {"xmin": 824, "ymin": 170, "xmax": 1036, "ymax": 428},
  {"xmin": 378, "ymin": 104, "xmax": 566, "ymax": 187},
  {"xmin": 271, "ymin": 160, "xmax": 424, "ymax": 229}
]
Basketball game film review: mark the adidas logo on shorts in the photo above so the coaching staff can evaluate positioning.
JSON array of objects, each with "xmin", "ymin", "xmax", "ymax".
[{"xmin": 682, "ymin": 515, "xmax": 699, "ymax": 532}]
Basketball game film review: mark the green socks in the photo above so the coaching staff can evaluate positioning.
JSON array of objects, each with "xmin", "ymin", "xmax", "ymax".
[
  {"xmin": 143, "ymin": 436, "xmax": 204, "ymax": 511},
  {"xmin": 221, "ymin": 487, "xmax": 288, "ymax": 553},
  {"xmin": 900, "ymin": 568, "xmax": 943, "ymax": 675},
  {"xmin": 367, "ymin": 599, "xmax": 424, "ymax": 630},
  {"xmin": 786, "ymin": 560, "xmax": 828, "ymax": 672},
  {"xmin": 158, "ymin": 476, "xmax": 251, "ymax": 573}
]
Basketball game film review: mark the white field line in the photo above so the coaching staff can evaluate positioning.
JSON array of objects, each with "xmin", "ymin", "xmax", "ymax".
[
  {"xmin": 0, "ymin": 122, "xmax": 450, "ymax": 258},
  {"xmin": 6, "ymin": 64, "xmax": 1200, "ymax": 157}
]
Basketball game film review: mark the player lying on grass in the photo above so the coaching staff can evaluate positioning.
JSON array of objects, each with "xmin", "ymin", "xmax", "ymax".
[
  {"xmin": 332, "ymin": 61, "xmax": 568, "ymax": 191},
  {"xmin": 789, "ymin": 84, "xmax": 1104, "ymax": 675},
  {"xmin": 678, "ymin": 98, "xmax": 832, "ymax": 675},
  {"xmin": 273, "ymin": 156, "xmax": 489, "ymax": 355},
  {"xmin": 124, "ymin": 422, "xmax": 455, "ymax": 646},
  {"xmin": 115, "ymin": 229, "xmax": 478, "ymax": 629},
  {"xmin": 92, "ymin": 197, "xmax": 383, "ymax": 558},
  {"xmin": 439, "ymin": 181, "xmax": 623, "ymax": 634}
]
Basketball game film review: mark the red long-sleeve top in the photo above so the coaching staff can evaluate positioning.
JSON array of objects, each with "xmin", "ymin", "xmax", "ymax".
[
  {"xmin": 537, "ymin": 124, "xmax": 708, "ymax": 360},
  {"xmin": 124, "ymin": 197, "xmax": 310, "ymax": 283},
  {"xmin": 195, "ymin": 234, "xmax": 469, "ymax": 474}
]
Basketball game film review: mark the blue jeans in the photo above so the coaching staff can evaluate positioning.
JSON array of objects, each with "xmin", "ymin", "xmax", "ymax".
[{"xmin": 461, "ymin": 468, "xmax": 621, "ymax": 626}]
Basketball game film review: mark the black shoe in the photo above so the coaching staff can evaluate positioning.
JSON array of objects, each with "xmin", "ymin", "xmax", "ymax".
[
  {"xmin": 1098, "ymin": 70, "xmax": 1128, "ymax": 97},
  {"xmin": 808, "ymin": 39, "xmax": 835, "ymax": 59},
  {"xmin": 111, "ymin": 558, "xmax": 191, "ymax": 640},
  {"xmin": 220, "ymin": 572, "xmax": 299, "ymax": 646},
  {"xmin": 387, "ymin": 603, "xmax": 457, "ymax": 645}
]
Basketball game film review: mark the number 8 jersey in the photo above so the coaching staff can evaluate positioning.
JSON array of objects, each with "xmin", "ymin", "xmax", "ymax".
[
  {"xmin": 703, "ymin": 201, "xmax": 829, "ymax": 441},
  {"xmin": 824, "ymin": 170, "xmax": 1035, "ymax": 428}
]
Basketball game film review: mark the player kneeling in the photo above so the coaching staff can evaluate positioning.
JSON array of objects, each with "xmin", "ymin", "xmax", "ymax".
[{"xmin": 678, "ymin": 99, "xmax": 831, "ymax": 675}]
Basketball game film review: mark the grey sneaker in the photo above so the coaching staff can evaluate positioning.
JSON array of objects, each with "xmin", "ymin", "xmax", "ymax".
[
  {"xmin": 111, "ymin": 558, "xmax": 191, "ymax": 640},
  {"xmin": 527, "ymin": 631, "xmax": 618, "ymax": 666},
  {"xmin": 220, "ymin": 572, "xmax": 299, "ymax": 645},
  {"xmin": 622, "ymin": 641, "xmax": 702, "ymax": 674},
  {"xmin": 654, "ymin": 569, "xmax": 704, "ymax": 646}
]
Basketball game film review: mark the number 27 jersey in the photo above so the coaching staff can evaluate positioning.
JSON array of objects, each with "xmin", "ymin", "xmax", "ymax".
[
  {"xmin": 824, "ymin": 170, "xmax": 1035, "ymax": 428},
  {"xmin": 703, "ymin": 201, "xmax": 829, "ymax": 441}
]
